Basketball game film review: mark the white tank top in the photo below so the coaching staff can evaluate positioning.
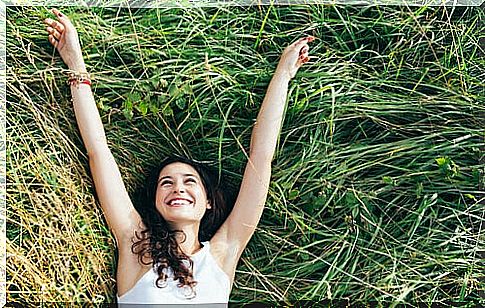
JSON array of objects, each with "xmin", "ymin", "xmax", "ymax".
[{"xmin": 117, "ymin": 241, "xmax": 230, "ymax": 307}]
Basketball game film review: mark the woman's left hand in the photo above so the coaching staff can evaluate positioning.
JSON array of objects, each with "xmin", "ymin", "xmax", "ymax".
[
  {"xmin": 44, "ymin": 8, "xmax": 86, "ymax": 71},
  {"xmin": 276, "ymin": 36, "xmax": 315, "ymax": 80}
]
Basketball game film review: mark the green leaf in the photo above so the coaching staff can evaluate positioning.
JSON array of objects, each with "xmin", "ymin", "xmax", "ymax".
[
  {"xmin": 137, "ymin": 101, "xmax": 148, "ymax": 116},
  {"xmin": 300, "ymin": 252, "xmax": 310, "ymax": 261},
  {"xmin": 162, "ymin": 105, "xmax": 173, "ymax": 116},
  {"xmin": 435, "ymin": 156, "xmax": 459, "ymax": 177},
  {"xmin": 169, "ymin": 84, "xmax": 179, "ymax": 98},
  {"xmin": 181, "ymin": 83, "xmax": 193, "ymax": 95},
  {"xmin": 302, "ymin": 203, "xmax": 314, "ymax": 215},
  {"xmin": 127, "ymin": 92, "xmax": 141, "ymax": 103},
  {"xmin": 288, "ymin": 189, "xmax": 299, "ymax": 200},
  {"xmin": 96, "ymin": 97, "xmax": 110, "ymax": 112},
  {"xmin": 175, "ymin": 97, "xmax": 186, "ymax": 110},
  {"xmin": 122, "ymin": 108, "xmax": 133, "ymax": 120},
  {"xmin": 150, "ymin": 78, "xmax": 159, "ymax": 88},
  {"xmin": 345, "ymin": 192, "xmax": 357, "ymax": 205},
  {"xmin": 382, "ymin": 176, "xmax": 394, "ymax": 185},
  {"xmin": 157, "ymin": 94, "xmax": 168, "ymax": 104},
  {"xmin": 435, "ymin": 156, "xmax": 449, "ymax": 168},
  {"xmin": 124, "ymin": 100, "xmax": 133, "ymax": 111},
  {"xmin": 149, "ymin": 103, "xmax": 159, "ymax": 114},
  {"xmin": 314, "ymin": 195, "xmax": 326, "ymax": 206}
]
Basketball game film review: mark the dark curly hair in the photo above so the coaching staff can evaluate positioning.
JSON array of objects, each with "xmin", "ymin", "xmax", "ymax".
[{"xmin": 131, "ymin": 156, "xmax": 235, "ymax": 297}]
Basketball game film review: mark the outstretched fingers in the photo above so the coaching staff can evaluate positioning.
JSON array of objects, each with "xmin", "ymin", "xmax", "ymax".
[
  {"xmin": 43, "ymin": 8, "xmax": 86, "ymax": 69},
  {"xmin": 44, "ymin": 8, "xmax": 74, "ymax": 35},
  {"xmin": 300, "ymin": 44, "xmax": 309, "ymax": 54},
  {"xmin": 44, "ymin": 8, "xmax": 77, "ymax": 49},
  {"xmin": 48, "ymin": 34, "xmax": 58, "ymax": 48},
  {"xmin": 51, "ymin": 8, "xmax": 73, "ymax": 28},
  {"xmin": 44, "ymin": 18, "xmax": 62, "ymax": 48},
  {"xmin": 291, "ymin": 36, "xmax": 315, "ymax": 48},
  {"xmin": 290, "ymin": 36, "xmax": 314, "ymax": 65},
  {"xmin": 46, "ymin": 26, "xmax": 61, "ymax": 40},
  {"xmin": 298, "ymin": 42, "xmax": 311, "ymax": 64},
  {"xmin": 45, "ymin": 18, "xmax": 65, "ymax": 32}
]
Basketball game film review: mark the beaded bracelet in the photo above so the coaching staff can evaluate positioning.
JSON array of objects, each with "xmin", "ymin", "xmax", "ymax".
[{"xmin": 67, "ymin": 71, "xmax": 92, "ymax": 88}]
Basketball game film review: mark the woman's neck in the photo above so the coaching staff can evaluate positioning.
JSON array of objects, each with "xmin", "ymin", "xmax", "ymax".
[{"xmin": 169, "ymin": 222, "xmax": 202, "ymax": 256}]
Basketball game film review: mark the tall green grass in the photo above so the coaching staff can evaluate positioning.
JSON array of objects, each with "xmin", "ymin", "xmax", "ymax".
[{"xmin": 6, "ymin": 4, "xmax": 484, "ymax": 305}]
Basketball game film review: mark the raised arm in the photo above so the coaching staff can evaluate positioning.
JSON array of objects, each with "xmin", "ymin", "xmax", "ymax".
[
  {"xmin": 213, "ymin": 37, "xmax": 314, "ymax": 261},
  {"xmin": 43, "ymin": 9, "xmax": 142, "ymax": 246}
]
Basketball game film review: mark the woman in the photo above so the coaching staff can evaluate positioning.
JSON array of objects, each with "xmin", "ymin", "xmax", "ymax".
[{"xmin": 44, "ymin": 8, "xmax": 313, "ymax": 305}]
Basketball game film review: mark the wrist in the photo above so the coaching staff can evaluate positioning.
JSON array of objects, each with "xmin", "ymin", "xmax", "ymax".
[
  {"xmin": 67, "ymin": 59, "xmax": 87, "ymax": 72},
  {"xmin": 69, "ymin": 64, "xmax": 87, "ymax": 72}
]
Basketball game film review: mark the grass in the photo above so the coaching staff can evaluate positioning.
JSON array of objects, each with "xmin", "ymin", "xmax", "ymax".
[{"xmin": 6, "ymin": 3, "xmax": 485, "ymax": 306}]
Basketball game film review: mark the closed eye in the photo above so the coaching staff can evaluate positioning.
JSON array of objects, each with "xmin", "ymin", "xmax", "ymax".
[
  {"xmin": 185, "ymin": 178, "xmax": 197, "ymax": 184},
  {"xmin": 160, "ymin": 180, "xmax": 173, "ymax": 186}
]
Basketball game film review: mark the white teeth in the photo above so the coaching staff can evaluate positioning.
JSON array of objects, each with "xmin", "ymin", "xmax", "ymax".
[{"xmin": 169, "ymin": 199, "xmax": 192, "ymax": 206}]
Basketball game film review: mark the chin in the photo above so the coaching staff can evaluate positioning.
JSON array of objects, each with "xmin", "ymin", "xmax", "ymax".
[{"xmin": 161, "ymin": 213, "xmax": 201, "ymax": 223}]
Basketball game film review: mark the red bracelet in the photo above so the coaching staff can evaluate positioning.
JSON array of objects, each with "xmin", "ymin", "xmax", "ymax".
[
  {"xmin": 78, "ymin": 79, "xmax": 92, "ymax": 86},
  {"xmin": 67, "ymin": 71, "xmax": 92, "ymax": 88}
]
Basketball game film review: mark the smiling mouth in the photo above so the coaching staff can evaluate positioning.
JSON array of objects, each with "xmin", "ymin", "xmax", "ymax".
[{"xmin": 166, "ymin": 198, "xmax": 194, "ymax": 207}]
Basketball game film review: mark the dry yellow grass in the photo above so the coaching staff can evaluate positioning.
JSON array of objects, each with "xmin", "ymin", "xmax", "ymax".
[{"xmin": 7, "ymin": 69, "xmax": 116, "ymax": 303}]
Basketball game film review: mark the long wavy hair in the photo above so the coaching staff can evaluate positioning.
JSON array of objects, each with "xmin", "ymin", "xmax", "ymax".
[{"xmin": 131, "ymin": 156, "xmax": 235, "ymax": 297}]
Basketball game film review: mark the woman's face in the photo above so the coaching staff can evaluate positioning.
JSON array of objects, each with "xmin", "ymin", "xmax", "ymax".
[{"xmin": 155, "ymin": 162, "xmax": 211, "ymax": 225}]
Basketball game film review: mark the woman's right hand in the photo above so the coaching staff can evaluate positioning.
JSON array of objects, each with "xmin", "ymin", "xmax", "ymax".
[
  {"xmin": 276, "ymin": 36, "xmax": 315, "ymax": 80},
  {"xmin": 44, "ymin": 8, "xmax": 86, "ymax": 71}
]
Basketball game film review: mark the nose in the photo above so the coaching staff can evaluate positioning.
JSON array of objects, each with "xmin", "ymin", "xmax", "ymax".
[{"xmin": 173, "ymin": 182, "xmax": 186, "ymax": 193}]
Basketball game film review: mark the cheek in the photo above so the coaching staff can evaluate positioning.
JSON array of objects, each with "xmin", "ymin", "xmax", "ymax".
[
  {"xmin": 197, "ymin": 182, "xmax": 208, "ymax": 197},
  {"xmin": 155, "ymin": 188, "xmax": 166, "ymax": 207},
  {"xmin": 155, "ymin": 188, "xmax": 160, "ymax": 201},
  {"xmin": 197, "ymin": 188, "xmax": 209, "ymax": 203}
]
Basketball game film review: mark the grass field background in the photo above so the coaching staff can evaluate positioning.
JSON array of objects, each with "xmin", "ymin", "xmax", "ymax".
[{"xmin": 6, "ymin": 3, "xmax": 484, "ymax": 305}]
